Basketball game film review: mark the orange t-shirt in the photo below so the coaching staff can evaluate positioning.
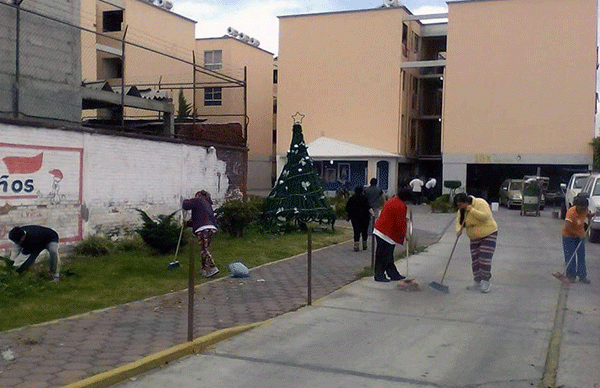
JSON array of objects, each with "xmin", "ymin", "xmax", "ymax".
[{"xmin": 561, "ymin": 206, "xmax": 587, "ymax": 237}]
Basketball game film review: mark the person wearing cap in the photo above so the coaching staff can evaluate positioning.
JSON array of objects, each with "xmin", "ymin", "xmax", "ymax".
[
  {"xmin": 561, "ymin": 196, "xmax": 591, "ymax": 283},
  {"xmin": 182, "ymin": 190, "xmax": 220, "ymax": 278},
  {"xmin": 8, "ymin": 225, "xmax": 61, "ymax": 281}
]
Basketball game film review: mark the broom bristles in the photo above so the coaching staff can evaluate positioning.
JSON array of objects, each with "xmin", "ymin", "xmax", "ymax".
[{"xmin": 428, "ymin": 281, "xmax": 449, "ymax": 293}]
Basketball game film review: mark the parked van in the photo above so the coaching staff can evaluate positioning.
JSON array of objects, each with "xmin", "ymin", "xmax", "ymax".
[
  {"xmin": 576, "ymin": 172, "xmax": 600, "ymax": 242},
  {"xmin": 560, "ymin": 172, "xmax": 590, "ymax": 218}
]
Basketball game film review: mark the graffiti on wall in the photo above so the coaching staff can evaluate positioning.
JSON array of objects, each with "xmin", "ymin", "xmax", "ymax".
[{"xmin": 0, "ymin": 143, "xmax": 83, "ymax": 247}]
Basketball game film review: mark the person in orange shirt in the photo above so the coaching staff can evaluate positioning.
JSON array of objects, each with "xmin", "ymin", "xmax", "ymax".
[{"xmin": 561, "ymin": 196, "xmax": 591, "ymax": 283}]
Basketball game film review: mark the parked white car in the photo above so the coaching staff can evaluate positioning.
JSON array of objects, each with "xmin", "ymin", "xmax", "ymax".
[
  {"xmin": 576, "ymin": 173, "xmax": 600, "ymax": 243},
  {"xmin": 560, "ymin": 172, "xmax": 590, "ymax": 219}
]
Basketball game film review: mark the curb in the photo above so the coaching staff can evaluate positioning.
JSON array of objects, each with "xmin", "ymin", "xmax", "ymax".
[{"xmin": 60, "ymin": 322, "xmax": 262, "ymax": 388}]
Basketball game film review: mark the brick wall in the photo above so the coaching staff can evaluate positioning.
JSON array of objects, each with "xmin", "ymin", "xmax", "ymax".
[{"xmin": 0, "ymin": 122, "xmax": 244, "ymax": 252}]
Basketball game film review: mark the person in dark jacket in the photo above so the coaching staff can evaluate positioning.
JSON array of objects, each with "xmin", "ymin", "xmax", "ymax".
[
  {"xmin": 345, "ymin": 186, "xmax": 373, "ymax": 252},
  {"xmin": 182, "ymin": 190, "xmax": 219, "ymax": 277},
  {"xmin": 8, "ymin": 225, "xmax": 61, "ymax": 281}
]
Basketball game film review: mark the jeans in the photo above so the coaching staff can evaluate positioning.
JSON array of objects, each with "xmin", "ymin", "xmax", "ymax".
[
  {"xmin": 13, "ymin": 241, "xmax": 61, "ymax": 278},
  {"xmin": 562, "ymin": 236, "xmax": 586, "ymax": 280}
]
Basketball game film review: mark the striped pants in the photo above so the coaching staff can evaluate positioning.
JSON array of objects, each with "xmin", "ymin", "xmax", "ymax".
[{"xmin": 469, "ymin": 231, "xmax": 497, "ymax": 282}]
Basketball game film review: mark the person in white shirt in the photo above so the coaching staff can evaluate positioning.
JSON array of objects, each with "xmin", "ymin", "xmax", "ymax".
[
  {"xmin": 409, "ymin": 176, "xmax": 424, "ymax": 205},
  {"xmin": 425, "ymin": 177, "xmax": 437, "ymax": 201}
]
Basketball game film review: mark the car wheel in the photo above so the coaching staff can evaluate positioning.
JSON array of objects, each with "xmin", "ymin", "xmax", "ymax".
[
  {"xmin": 589, "ymin": 229, "xmax": 600, "ymax": 243},
  {"xmin": 559, "ymin": 203, "xmax": 566, "ymax": 219}
]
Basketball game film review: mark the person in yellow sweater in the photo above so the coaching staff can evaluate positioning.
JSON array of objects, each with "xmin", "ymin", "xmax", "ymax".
[{"xmin": 454, "ymin": 193, "xmax": 499, "ymax": 293}]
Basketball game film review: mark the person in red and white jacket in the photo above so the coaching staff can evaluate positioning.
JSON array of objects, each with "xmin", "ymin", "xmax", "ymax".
[{"xmin": 373, "ymin": 189, "xmax": 412, "ymax": 282}]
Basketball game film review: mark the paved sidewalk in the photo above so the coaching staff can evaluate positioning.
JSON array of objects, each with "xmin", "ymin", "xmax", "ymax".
[{"xmin": 0, "ymin": 205, "xmax": 452, "ymax": 388}]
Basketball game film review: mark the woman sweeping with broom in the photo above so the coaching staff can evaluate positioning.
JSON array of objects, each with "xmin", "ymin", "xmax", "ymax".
[{"xmin": 454, "ymin": 193, "xmax": 498, "ymax": 293}]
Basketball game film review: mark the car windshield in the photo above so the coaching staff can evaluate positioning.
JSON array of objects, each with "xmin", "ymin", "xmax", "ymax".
[
  {"xmin": 509, "ymin": 181, "xmax": 523, "ymax": 191},
  {"xmin": 593, "ymin": 179, "xmax": 600, "ymax": 196},
  {"xmin": 574, "ymin": 176, "xmax": 588, "ymax": 189}
]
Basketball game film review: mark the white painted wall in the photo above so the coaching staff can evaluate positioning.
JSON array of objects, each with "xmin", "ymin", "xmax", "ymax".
[{"xmin": 0, "ymin": 123, "xmax": 229, "ymax": 251}]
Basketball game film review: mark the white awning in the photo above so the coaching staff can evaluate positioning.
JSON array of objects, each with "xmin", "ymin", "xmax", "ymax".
[{"xmin": 305, "ymin": 137, "xmax": 400, "ymax": 159}]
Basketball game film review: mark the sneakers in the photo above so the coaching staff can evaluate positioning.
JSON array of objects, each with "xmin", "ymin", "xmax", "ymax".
[
  {"xmin": 202, "ymin": 267, "xmax": 220, "ymax": 278},
  {"xmin": 480, "ymin": 280, "xmax": 491, "ymax": 293},
  {"xmin": 579, "ymin": 278, "xmax": 591, "ymax": 284},
  {"xmin": 390, "ymin": 274, "xmax": 406, "ymax": 281},
  {"xmin": 466, "ymin": 281, "xmax": 481, "ymax": 291},
  {"xmin": 362, "ymin": 241, "xmax": 368, "ymax": 250},
  {"xmin": 354, "ymin": 242, "xmax": 360, "ymax": 252}
]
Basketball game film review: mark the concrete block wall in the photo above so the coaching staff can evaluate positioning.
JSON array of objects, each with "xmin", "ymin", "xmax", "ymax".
[
  {"xmin": 0, "ymin": 0, "xmax": 81, "ymax": 123},
  {"xmin": 0, "ymin": 123, "xmax": 235, "ymax": 252}
]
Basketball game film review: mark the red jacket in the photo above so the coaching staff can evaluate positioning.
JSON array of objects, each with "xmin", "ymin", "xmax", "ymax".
[{"xmin": 374, "ymin": 196, "xmax": 407, "ymax": 245}]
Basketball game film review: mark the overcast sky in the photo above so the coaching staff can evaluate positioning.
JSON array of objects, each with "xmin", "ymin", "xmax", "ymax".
[{"xmin": 173, "ymin": 0, "xmax": 448, "ymax": 55}]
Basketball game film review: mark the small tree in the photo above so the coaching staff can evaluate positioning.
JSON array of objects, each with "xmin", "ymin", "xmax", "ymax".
[
  {"xmin": 175, "ymin": 90, "xmax": 197, "ymax": 122},
  {"xmin": 444, "ymin": 180, "xmax": 462, "ymax": 201},
  {"xmin": 136, "ymin": 210, "xmax": 182, "ymax": 254}
]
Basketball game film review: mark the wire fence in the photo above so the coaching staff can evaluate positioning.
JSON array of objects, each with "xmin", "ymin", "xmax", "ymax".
[{"xmin": 0, "ymin": 0, "xmax": 247, "ymax": 139}]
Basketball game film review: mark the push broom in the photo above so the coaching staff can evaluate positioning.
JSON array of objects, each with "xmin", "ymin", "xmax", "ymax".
[{"xmin": 429, "ymin": 227, "xmax": 462, "ymax": 293}]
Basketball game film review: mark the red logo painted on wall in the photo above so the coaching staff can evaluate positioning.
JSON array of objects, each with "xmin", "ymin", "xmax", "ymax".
[{"xmin": 2, "ymin": 152, "xmax": 44, "ymax": 174}]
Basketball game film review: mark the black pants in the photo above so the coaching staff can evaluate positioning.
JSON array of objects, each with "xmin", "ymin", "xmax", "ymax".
[
  {"xmin": 351, "ymin": 218, "xmax": 369, "ymax": 242},
  {"xmin": 374, "ymin": 236, "xmax": 402, "ymax": 280}
]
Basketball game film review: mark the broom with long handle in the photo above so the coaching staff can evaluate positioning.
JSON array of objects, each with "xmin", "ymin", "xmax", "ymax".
[
  {"xmin": 429, "ymin": 220, "xmax": 465, "ymax": 293},
  {"xmin": 552, "ymin": 226, "xmax": 590, "ymax": 284}
]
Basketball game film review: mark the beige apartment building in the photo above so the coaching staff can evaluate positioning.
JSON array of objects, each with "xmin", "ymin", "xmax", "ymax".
[
  {"xmin": 277, "ymin": 0, "xmax": 597, "ymax": 199},
  {"xmin": 195, "ymin": 36, "xmax": 275, "ymax": 196},
  {"xmin": 80, "ymin": 0, "xmax": 196, "ymax": 122},
  {"xmin": 79, "ymin": 0, "xmax": 276, "ymax": 195}
]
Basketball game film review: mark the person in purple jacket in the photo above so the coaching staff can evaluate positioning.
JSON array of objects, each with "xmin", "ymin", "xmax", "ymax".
[{"xmin": 182, "ymin": 190, "xmax": 219, "ymax": 277}]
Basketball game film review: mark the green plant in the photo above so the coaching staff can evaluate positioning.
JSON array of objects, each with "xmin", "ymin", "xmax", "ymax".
[
  {"xmin": 443, "ymin": 180, "xmax": 462, "ymax": 200},
  {"xmin": 175, "ymin": 89, "xmax": 197, "ymax": 122},
  {"xmin": 431, "ymin": 194, "xmax": 454, "ymax": 213},
  {"xmin": 114, "ymin": 234, "xmax": 148, "ymax": 253},
  {"xmin": 216, "ymin": 197, "xmax": 262, "ymax": 237},
  {"xmin": 136, "ymin": 209, "xmax": 181, "ymax": 254},
  {"xmin": 71, "ymin": 235, "xmax": 113, "ymax": 257},
  {"xmin": 590, "ymin": 137, "xmax": 600, "ymax": 171},
  {"xmin": 0, "ymin": 256, "xmax": 50, "ymax": 305},
  {"xmin": 330, "ymin": 190, "xmax": 349, "ymax": 220}
]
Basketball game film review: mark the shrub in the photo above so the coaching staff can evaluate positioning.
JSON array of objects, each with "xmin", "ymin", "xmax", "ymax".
[
  {"xmin": 72, "ymin": 235, "xmax": 113, "ymax": 257},
  {"xmin": 136, "ymin": 209, "xmax": 181, "ymax": 254},
  {"xmin": 0, "ymin": 256, "xmax": 50, "ymax": 304},
  {"xmin": 330, "ymin": 189, "xmax": 349, "ymax": 220},
  {"xmin": 114, "ymin": 234, "xmax": 148, "ymax": 253},
  {"xmin": 431, "ymin": 194, "xmax": 454, "ymax": 213},
  {"xmin": 216, "ymin": 196, "xmax": 263, "ymax": 237}
]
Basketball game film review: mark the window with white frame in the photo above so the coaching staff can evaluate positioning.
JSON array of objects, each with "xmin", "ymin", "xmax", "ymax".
[
  {"xmin": 204, "ymin": 50, "xmax": 222, "ymax": 70},
  {"xmin": 204, "ymin": 87, "xmax": 222, "ymax": 106}
]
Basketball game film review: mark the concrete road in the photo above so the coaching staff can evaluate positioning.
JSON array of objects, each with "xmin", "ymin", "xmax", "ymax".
[{"xmin": 116, "ymin": 207, "xmax": 599, "ymax": 388}]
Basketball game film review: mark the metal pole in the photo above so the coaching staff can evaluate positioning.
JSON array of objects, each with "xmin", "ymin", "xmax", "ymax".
[
  {"xmin": 187, "ymin": 235, "xmax": 195, "ymax": 341},
  {"xmin": 13, "ymin": 0, "xmax": 24, "ymax": 119},
  {"xmin": 307, "ymin": 227, "xmax": 312, "ymax": 306},
  {"xmin": 192, "ymin": 51, "xmax": 196, "ymax": 130},
  {"xmin": 120, "ymin": 26, "xmax": 128, "ymax": 128}
]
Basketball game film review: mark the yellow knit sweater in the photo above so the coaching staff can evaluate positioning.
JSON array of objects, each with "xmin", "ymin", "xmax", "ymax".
[{"xmin": 455, "ymin": 196, "xmax": 498, "ymax": 240}]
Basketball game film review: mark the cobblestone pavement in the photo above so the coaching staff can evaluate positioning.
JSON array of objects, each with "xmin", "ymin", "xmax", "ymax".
[{"xmin": 0, "ymin": 206, "xmax": 451, "ymax": 388}]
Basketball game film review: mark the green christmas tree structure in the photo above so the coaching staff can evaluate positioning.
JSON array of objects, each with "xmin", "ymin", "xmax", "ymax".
[{"xmin": 261, "ymin": 117, "xmax": 335, "ymax": 228}]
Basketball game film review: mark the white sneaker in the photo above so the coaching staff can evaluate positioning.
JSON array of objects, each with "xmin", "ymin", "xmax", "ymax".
[
  {"xmin": 480, "ymin": 280, "xmax": 491, "ymax": 293},
  {"xmin": 466, "ymin": 281, "xmax": 480, "ymax": 291}
]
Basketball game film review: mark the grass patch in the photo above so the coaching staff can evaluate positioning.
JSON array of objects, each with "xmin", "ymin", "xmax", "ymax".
[{"xmin": 0, "ymin": 226, "xmax": 351, "ymax": 332}]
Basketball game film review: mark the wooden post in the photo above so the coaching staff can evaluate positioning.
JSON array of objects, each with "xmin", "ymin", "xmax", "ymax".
[{"xmin": 187, "ymin": 236, "xmax": 195, "ymax": 341}]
